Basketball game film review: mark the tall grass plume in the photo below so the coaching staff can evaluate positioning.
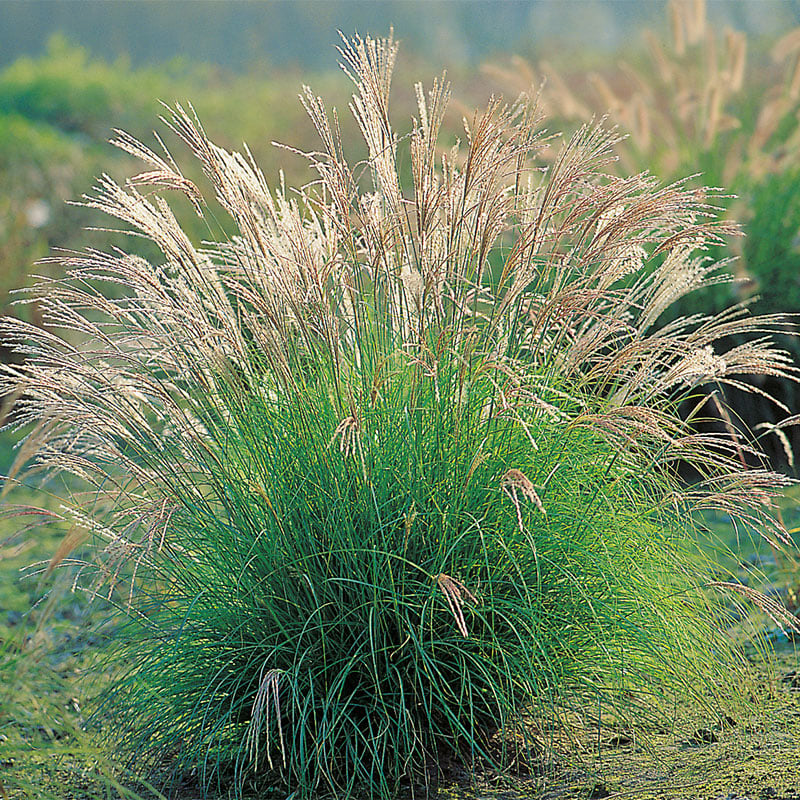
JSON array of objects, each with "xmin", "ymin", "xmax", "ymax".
[{"xmin": 2, "ymin": 32, "xmax": 798, "ymax": 799}]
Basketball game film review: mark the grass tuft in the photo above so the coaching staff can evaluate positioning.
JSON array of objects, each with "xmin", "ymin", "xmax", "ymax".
[{"xmin": 1, "ymin": 31, "xmax": 798, "ymax": 799}]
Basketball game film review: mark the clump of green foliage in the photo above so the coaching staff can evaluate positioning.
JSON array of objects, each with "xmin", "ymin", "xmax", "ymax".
[{"xmin": 2, "ymin": 33, "xmax": 798, "ymax": 800}]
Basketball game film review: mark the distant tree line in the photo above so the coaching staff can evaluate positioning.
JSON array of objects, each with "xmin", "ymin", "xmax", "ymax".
[{"xmin": 3, "ymin": 0, "xmax": 786, "ymax": 74}]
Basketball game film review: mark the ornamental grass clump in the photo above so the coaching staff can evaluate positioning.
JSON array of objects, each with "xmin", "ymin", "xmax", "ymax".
[{"xmin": 2, "ymin": 33, "xmax": 799, "ymax": 799}]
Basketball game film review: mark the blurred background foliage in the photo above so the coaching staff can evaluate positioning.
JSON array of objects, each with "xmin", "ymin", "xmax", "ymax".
[{"xmin": 2, "ymin": 0, "xmax": 800, "ymax": 469}]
